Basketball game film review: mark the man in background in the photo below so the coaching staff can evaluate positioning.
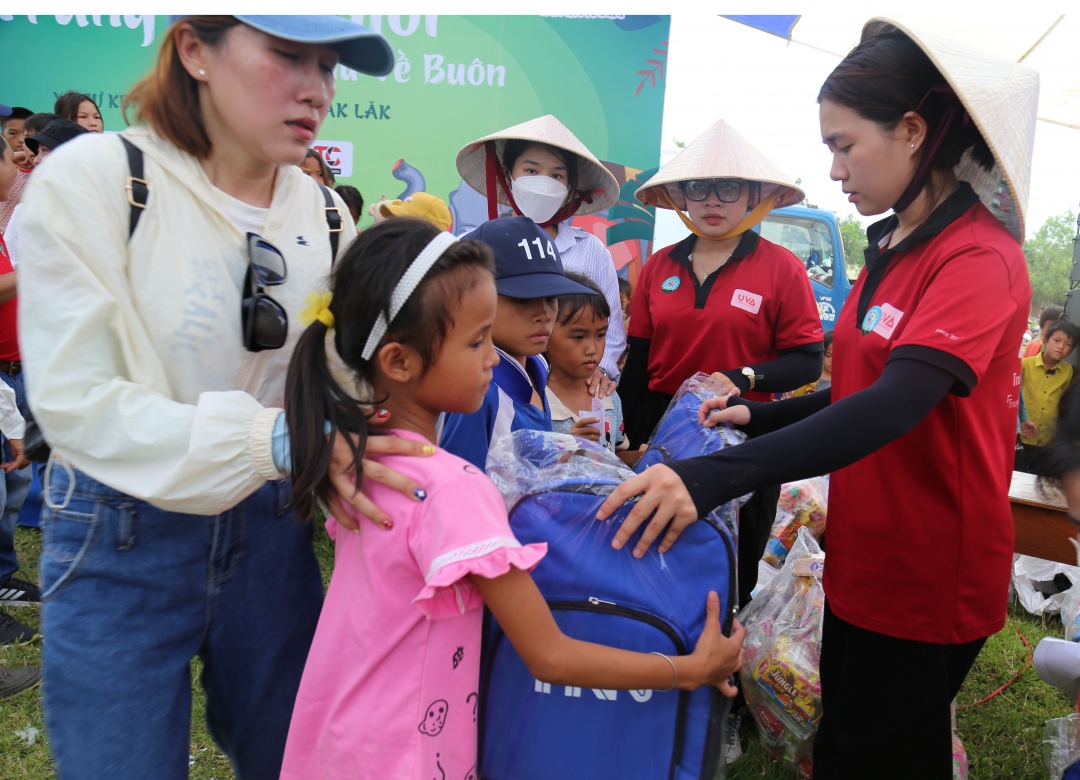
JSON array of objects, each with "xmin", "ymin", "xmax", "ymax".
[
  {"xmin": 0, "ymin": 136, "xmax": 41, "ymax": 659},
  {"xmin": 0, "ymin": 104, "xmax": 32, "ymax": 233}
]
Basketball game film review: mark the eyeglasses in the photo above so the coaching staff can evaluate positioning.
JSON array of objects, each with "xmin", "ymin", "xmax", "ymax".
[
  {"xmin": 681, "ymin": 179, "xmax": 745, "ymax": 203},
  {"xmin": 242, "ymin": 233, "xmax": 288, "ymax": 352}
]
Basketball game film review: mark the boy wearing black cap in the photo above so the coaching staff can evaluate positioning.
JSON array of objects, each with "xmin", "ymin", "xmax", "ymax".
[{"xmin": 440, "ymin": 216, "xmax": 595, "ymax": 470}]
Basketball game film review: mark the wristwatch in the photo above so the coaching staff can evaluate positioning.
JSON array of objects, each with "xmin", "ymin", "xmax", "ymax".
[{"xmin": 740, "ymin": 366, "xmax": 757, "ymax": 391}]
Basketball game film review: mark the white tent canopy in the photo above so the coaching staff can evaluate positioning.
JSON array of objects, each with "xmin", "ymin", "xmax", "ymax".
[{"xmin": 723, "ymin": 13, "xmax": 1078, "ymax": 131}]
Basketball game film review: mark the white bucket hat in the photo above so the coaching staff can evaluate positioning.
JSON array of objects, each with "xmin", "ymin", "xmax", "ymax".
[
  {"xmin": 455, "ymin": 115, "xmax": 621, "ymax": 225},
  {"xmin": 860, "ymin": 18, "xmax": 1039, "ymax": 241},
  {"xmin": 635, "ymin": 119, "xmax": 805, "ymax": 239}
]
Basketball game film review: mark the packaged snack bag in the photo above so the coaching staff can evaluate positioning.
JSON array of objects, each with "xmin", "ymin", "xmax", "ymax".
[
  {"xmin": 741, "ymin": 528, "xmax": 825, "ymax": 777},
  {"xmin": 763, "ymin": 477, "xmax": 829, "ymax": 568}
]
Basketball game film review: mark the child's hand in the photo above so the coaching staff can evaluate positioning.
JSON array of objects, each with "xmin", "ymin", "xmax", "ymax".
[
  {"xmin": 617, "ymin": 443, "xmax": 647, "ymax": 468},
  {"xmin": 1021, "ymin": 420, "xmax": 1038, "ymax": 439},
  {"xmin": 678, "ymin": 593, "xmax": 745, "ymax": 696},
  {"xmin": 571, "ymin": 416, "xmax": 602, "ymax": 442}
]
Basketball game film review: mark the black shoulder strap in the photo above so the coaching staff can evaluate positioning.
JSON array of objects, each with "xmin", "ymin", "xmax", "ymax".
[
  {"xmin": 120, "ymin": 136, "xmax": 149, "ymax": 240},
  {"xmin": 318, "ymin": 183, "xmax": 342, "ymax": 266}
]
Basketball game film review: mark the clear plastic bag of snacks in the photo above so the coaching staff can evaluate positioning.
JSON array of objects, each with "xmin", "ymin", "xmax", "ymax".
[
  {"xmin": 762, "ymin": 477, "xmax": 829, "ymax": 568},
  {"xmin": 741, "ymin": 527, "xmax": 825, "ymax": 778}
]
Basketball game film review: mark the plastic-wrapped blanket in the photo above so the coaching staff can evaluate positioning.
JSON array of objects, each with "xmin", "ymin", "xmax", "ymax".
[
  {"xmin": 481, "ymin": 430, "xmax": 739, "ymax": 780},
  {"xmin": 741, "ymin": 528, "xmax": 824, "ymax": 779},
  {"xmin": 634, "ymin": 372, "xmax": 745, "ymax": 473}
]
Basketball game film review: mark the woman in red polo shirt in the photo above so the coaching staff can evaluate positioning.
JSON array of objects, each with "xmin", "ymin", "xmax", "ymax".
[
  {"xmin": 620, "ymin": 118, "xmax": 824, "ymax": 608},
  {"xmin": 601, "ymin": 18, "xmax": 1036, "ymax": 779}
]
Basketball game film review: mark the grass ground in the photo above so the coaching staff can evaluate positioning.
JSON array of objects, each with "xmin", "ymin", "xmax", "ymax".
[{"xmin": 0, "ymin": 524, "xmax": 1073, "ymax": 779}]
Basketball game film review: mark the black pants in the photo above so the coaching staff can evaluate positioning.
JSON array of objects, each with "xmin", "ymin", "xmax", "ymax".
[
  {"xmin": 1019, "ymin": 443, "xmax": 1044, "ymax": 475},
  {"xmin": 737, "ymin": 483, "xmax": 782, "ymax": 610},
  {"xmin": 813, "ymin": 602, "xmax": 986, "ymax": 779}
]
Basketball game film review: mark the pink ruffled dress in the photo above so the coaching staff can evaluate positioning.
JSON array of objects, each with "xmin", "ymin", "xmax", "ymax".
[{"xmin": 280, "ymin": 430, "xmax": 546, "ymax": 780}]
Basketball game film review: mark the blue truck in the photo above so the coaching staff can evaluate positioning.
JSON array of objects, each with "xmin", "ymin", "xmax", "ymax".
[{"xmin": 753, "ymin": 205, "xmax": 852, "ymax": 331}]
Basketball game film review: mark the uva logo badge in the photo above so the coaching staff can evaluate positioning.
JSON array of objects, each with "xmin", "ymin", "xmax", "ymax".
[
  {"xmin": 862, "ymin": 302, "xmax": 904, "ymax": 339},
  {"xmin": 731, "ymin": 289, "xmax": 762, "ymax": 314},
  {"xmin": 661, "ymin": 276, "xmax": 680, "ymax": 293}
]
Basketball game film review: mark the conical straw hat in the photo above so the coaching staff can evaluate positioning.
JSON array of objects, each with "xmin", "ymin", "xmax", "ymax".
[
  {"xmin": 455, "ymin": 115, "xmax": 620, "ymax": 216},
  {"xmin": 862, "ymin": 18, "xmax": 1039, "ymax": 242},
  {"xmin": 636, "ymin": 119, "xmax": 806, "ymax": 211}
]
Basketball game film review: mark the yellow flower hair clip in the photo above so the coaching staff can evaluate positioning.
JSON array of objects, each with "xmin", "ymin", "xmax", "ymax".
[{"xmin": 299, "ymin": 290, "xmax": 335, "ymax": 329}]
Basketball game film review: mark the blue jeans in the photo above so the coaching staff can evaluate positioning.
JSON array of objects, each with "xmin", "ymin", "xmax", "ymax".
[
  {"xmin": 0, "ymin": 370, "xmax": 32, "ymax": 583},
  {"xmin": 40, "ymin": 467, "xmax": 324, "ymax": 780}
]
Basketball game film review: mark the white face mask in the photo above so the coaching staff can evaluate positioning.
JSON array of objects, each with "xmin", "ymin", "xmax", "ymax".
[{"xmin": 511, "ymin": 175, "xmax": 569, "ymax": 224}]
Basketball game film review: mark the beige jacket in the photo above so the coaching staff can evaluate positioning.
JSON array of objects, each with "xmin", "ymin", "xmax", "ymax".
[{"xmin": 18, "ymin": 127, "xmax": 357, "ymax": 514}]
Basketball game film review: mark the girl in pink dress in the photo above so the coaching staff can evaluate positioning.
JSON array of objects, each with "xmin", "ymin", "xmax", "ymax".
[{"xmin": 279, "ymin": 217, "xmax": 746, "ymax": 780}]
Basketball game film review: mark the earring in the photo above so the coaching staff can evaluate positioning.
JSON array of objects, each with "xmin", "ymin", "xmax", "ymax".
[
  {"xmin": 910, "ymin": 143, "xmax": 915, "ymax": 148},
  {"xmin": 198, "ymin": 69, "xmax": 206, "ymax": 77}
]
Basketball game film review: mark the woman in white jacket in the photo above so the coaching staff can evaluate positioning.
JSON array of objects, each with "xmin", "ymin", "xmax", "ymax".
[{"xmin": 18, "ymin": 16, "xmax": 430, "ymax": 779}]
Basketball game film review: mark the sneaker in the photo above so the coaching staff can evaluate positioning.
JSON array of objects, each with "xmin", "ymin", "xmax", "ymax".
[
  {"xmin": 0, "ymin": 576, "xmax": 41, "ymax": 607},
  {"xmin": 723, "ymin": 710, "xmax": 744, "ymax": 765},
  {"xmin": 0, "ymin": 609, "xmax": 40, "ymax": 646},
  {"xmin": 0, "ymin": 666, "xmax": 41, "ymax": 699}
]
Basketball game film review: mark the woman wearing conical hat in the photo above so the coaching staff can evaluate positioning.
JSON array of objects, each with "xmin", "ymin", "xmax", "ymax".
[
  {"xmin": 456, "ymin": 116, "xmax": 625, "ymax": 397},
  {"xmin": 620, "ymin": 119, "xmax": 826, "ymax": 609},
  {"xmin": 600, "ymin": 18, "xmax": 1037, "ymax": 776}
]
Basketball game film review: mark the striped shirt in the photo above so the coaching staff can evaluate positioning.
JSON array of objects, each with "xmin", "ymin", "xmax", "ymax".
[{"xmin": 554, "ymin": 221, "xmax": 626, "ymax": 382}]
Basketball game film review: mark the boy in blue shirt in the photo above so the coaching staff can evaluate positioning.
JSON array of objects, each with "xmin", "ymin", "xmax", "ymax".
[{"xmin": 441, "ymin": 216, "xmax": 594, "ymax": 470}]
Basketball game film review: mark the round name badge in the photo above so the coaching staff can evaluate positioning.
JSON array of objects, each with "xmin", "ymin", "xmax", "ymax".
[
  {"xmin": 861, "ymin": 305, "xmax": 882, "ymax": 335},
  {"xmin": 661, "ymin": 275, "xmax": 681, "ymax": 292}
]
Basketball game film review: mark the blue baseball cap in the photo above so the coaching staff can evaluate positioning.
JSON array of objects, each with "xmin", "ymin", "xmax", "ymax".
[
  {"xmin": 0, "ymin": 104, "xmax": 11, "ymax": 118},
  {"xmin": 168, "ymin": 15, "xmax": 393, "ymax": 77},
  {"xmin": 466, "ymin": 216, "xmax": 597, "ymax": 299}
]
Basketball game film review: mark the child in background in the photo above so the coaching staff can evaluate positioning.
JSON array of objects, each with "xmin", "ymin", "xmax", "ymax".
[
  {"xmin": 791, "ymin": 330, "xmax": 833, "ymax": 397},
  {"xmin": 379, "ymin": 192, "xmax": 453, "ymax": 232},
  {"xmin": 1021, "ymin": 319, "xmax": 1079, "ymax": 468},
  {"xmin": 618, "ymin": 275, "xmax": 632, "ymax": 332},
  {"xmin": 1024, "ymin": 306, "xmax": 1064, "ymax": 358},
  {"xmin": 545, "ymin": 273, "xmax": 643, "ymax": 467},
  {"xmin": 279, "ymin": 217, "xmax": 745, "ymax": 780},
  {"xmin": 440, "ymin": 216, "xmax": 595, "ymax": 470}
]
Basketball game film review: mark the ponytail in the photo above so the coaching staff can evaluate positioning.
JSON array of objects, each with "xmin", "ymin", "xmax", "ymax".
[
  {"xmin": 284, "ymin": 320, "xmax": 374, "ymax": 522},
  {"xmin": 284, "ymin": 217, "xmax": 495, "ymax": 521}
]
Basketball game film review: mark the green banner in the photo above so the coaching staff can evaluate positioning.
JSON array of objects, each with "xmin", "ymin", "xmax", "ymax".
[{"xmin": 0, "ymin": 14, "xmax": 669, "ymax": 277}]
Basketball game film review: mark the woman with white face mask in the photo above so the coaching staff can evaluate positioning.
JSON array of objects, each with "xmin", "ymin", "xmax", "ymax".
[{"xmin": 455, "ymin": 116, "xmax": 624, "ymax": 397}]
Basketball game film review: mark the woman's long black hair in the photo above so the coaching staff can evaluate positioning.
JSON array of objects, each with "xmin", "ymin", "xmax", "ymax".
[{"xmin": 284, "ymin": 217, "xmax": 494, "ymax": 520}]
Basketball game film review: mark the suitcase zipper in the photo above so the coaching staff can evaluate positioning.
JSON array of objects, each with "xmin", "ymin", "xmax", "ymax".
[{"xmin": 545, "ymin": 599, "xmax": 689, "ymax": 780}]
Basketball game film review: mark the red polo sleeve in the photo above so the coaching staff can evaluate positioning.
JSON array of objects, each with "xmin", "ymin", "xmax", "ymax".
[
  {"xmin": 891, "ymin": 245, "xmax": 1024, "ymax": 383},
  {"xmin": 772, "ymin": 250, "xmax": 824, "ymax": 350}
]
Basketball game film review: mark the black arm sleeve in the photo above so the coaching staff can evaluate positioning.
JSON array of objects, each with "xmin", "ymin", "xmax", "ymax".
[
  {"xmin": 667, "ymin": 357, "xmax": 957, "ymax": 515},
  {"xmin": 619, "ymin": 336, "xmax": 654, "ymax": 447},
  {"xmin": 718, "ymin": 342, "xmax": 824, "ymax": 395},
  {"xmin": 728, "ymin": 388, "xmax": 833, "ymax": 438}
]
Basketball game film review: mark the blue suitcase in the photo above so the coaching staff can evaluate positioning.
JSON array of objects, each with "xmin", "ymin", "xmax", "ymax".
[
  {"xmin": 480, "ymin": 431, "xmax": 739, "ymax": 780},
  {"xmin": 636, "ymin": 373, "xmax": 742, "ymax": 473}
]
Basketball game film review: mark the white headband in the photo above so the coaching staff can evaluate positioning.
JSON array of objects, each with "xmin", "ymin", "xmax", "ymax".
[{"xmin": 361, "ymin": 231, "xmax": 460, "ymax": 361}]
